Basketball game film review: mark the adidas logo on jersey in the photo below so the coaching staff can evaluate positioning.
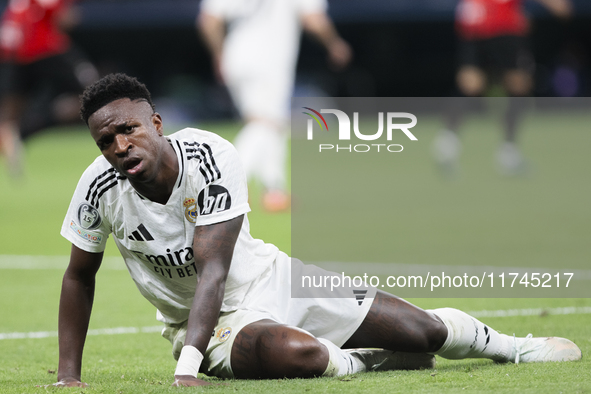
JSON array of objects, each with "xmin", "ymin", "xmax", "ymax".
[
  {"xmin": 353, "ymin": 289, "xmax": 368, "ymax": 306},
  {"xmin": 128, "ymin": 224, "xmax": 154, "ymax": 241}
]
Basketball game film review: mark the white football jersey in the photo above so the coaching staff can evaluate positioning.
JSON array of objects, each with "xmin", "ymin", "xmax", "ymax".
[
  {"xmin": 200, "ymin": 0, "xmax": 327, "ymax": 74},
  {"xmin": 61, "ymin": 128, "xmax": 279, "ymax": 323}
]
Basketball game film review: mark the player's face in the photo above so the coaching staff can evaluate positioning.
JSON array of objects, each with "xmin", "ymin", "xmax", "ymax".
[{"xmin": 88, "ymin": 98, "xmax": 167, "ymax": 183}]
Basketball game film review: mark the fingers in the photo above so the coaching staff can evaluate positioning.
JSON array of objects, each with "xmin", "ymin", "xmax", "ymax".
[
  {"xmin": 54, "ymin": 379, "xmax": 89, "ymax": 387},
  {"xmin": 36, "ymin": 379, "xmax": 88, "ymax": 388},
  {"xmin": 171, "ymin": 375, "xmax": 212, "ymax": 387}
]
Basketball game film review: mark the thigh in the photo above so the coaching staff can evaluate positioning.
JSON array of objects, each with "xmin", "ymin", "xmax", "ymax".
[
  {"xmin": 248, "ymin": 255, "xmax": 375, "ymax": 347},
  {"xmin": 488, "ymin": 35, "xmax": 532, "ymax": 72},
  {"xmin": 0, "ymin": 62, "xmax": 22, "ymax": 97},
  {"xmin": 343, "ymin": 290, "xmax": 447, "ymax": 353},
  {"xmin": 456, "ymin": 38, "xmax": 482, "ymax": 70}
]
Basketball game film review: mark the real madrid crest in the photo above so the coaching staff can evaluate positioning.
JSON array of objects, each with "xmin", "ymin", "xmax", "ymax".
[
  {"xmin": 216, "ymin": 327, "xmax": 232, "ymax": 343},
  {"xmin": 183, "ymin": 198, "xmax": 198, "ymax": 223}
]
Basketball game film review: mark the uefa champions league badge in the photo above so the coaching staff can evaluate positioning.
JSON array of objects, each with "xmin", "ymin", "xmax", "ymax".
[
  {"xmin": 183, "ymin": 198, "xmax": 197, "ymax": 223},
  {"xmin": 77, "ymin": 203, "xmax": 102, "ymax": 230},
  {"xmin": 216, "ymin": 327, "xmax": 232, "ymax": 343}
]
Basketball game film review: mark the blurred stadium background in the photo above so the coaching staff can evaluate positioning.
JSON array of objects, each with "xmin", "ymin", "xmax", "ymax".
[
  {"xmin": 1, "ymin": 1, "xmax": 590, "ymax": 391},
  {"xmin": 0, "ymin": 0, "xmax": 585, "ymax": 125}
]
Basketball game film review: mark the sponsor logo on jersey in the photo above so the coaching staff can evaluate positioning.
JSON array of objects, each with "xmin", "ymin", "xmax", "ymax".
[
  {"xmin": 183, "ymin": 198, "xmax": 198, "ymax": 223},
  {"xmin": 77, "ymin": 203, "xmax": 102, "ymax": 230},
  {"xmin": 69, "ymin": 220, "xmax": 102, "ymax": 244},
  {"xmin": 198, "ymin": 185, "xmax": 231, "ymax": 216},
  {"xmin": 216, "ymin": 327, "xmax": 232, "ymax": 343},
  {"xmin": 132, "ymin": 247, "xmax": 194, "ymax": 267},
  {"xmin": 132, "ymin": 247, "xmax": 199, "ymax": 279}
]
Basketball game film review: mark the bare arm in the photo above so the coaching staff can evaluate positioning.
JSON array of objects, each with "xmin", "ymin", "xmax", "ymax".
[
  {"xmin": 534, "ymin": 0, "xmax": 572, "ymax": 19},
  {"xmin": 301, "ymin": 12, "xmax": 352, "ymax": 70},
  {"xmin": 172, "ymin": 215, "xmax": 244, "ymax": 387},
  {"xmin": 56, "ymin": 245, "xmax": 103, "ymax": 387},
  {"xmin": 197, "ymin": 12, "xmax": 226, "ymax": 84}
]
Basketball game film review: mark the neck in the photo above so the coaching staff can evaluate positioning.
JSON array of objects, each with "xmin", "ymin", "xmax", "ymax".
[{"xmin": 131, "ymin": 142, "xmax": 178, "ymax": 205}]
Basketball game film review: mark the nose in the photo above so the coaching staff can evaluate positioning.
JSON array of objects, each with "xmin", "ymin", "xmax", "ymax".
[{"xmin": 114, "ymin": 134, "xmax": 131, "ymax": 156}]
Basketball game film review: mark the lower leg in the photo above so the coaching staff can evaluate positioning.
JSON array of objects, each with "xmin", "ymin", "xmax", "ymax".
[
  {"xmin": 233, "ymin": 120, "xmax": 272, "ymax": 181},
  {"xmin": 502, "ymin": 70, "xmax": 531, "ymax": 143},
  {"xmin": 0, "ymin": 96, "xmax": 26, "ymax": 176},
  {"xmin": 344, "ymin": 291, "xmax": 447, "ymax": 353},
  {"xmin": 503, "ymin": 96, "xmax": 528, "ymax": 143},
  {"xmin": 443, "ymin": 65, "xmax": 486, "ymax": 132},
  {"xmin": 428, "ymin": 307, "xmax": 512, "ymax": 361},
  {"xmin": 343, "ymin": 291, "xmax": 511, "ymax": 363},
  {"xmin": 233, "ymin": 119, "xmax": 287, "ymax": 190},
  {"xmin": 498, "ymin": 92, "xmax": 529, "ymax": 174},
  {"xmin": 429, "ymin": 307, "xmax": 582, "ymax": 363}
]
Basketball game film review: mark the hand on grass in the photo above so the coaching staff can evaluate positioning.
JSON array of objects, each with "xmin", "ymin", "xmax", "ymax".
[
  {"xmin": 37, "ymin": 377, "xmax": 88, "ymax": 388},
  {"xmin": 172, "ymin": 375, "xmax": 212, "ymax": 387},
  {"xmin": 54, "ymin": 377, "xmax": 88, "ymax": 387}
]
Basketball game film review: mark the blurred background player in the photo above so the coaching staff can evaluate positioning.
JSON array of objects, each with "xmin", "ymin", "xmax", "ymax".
[
  {"xmin": 198, "ymin": 0, "xmax": 352, "ymax": 212},
  {"xmin": 0, "ymin": 0, "xmax": 97, "ymax": 176},
  {"xmin": 433, "ymin": 0, "xmax": 572, "ymax": 176}
]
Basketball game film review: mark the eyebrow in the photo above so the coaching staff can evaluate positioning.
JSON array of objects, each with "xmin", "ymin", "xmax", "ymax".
[{"xmin": 95, "ymin": 121, "xmax": 130, "ymax": 145}]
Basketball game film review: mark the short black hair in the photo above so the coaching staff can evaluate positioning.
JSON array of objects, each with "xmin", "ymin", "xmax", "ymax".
[{"xmin": 80, "ymin": 73, "xmax": 155, "ymax": 124}]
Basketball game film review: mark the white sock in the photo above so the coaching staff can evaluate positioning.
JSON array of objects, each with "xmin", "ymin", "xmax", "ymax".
[
  {"xmin": 428, "ymin": 308, "xmax": 512, "ymax": 362},
  {"xmin": 317, "ymin": 338, "xmax": 364, "ymax": 376}
]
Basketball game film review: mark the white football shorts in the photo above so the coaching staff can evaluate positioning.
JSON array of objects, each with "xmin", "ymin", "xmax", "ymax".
[
  {"xmin": 222, "ymin": 65, "xmax": 293, "ymax": 124},
  {"xmin": 161, "ymin": 252, "xmax": 375, "ymax": 378}
]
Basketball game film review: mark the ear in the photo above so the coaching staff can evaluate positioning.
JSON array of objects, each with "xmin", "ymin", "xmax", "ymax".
[{"xmin": 152, "ymin": 113, "xmax": 163, "ymax": 136}]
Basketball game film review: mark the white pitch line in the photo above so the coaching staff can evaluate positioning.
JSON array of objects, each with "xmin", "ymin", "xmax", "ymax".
[
  {"xmin": 0, "ymin": 255, "xmax": 126, "ymax": 270},
  {"xmin": 1, "ymin": 307, "xmax": 590, "ymax": 341},
  {"xmin": 2, "ymin": 256, "xmax": 590, "ymax": 280},
  {"xmin": 0, "ymin": 325, "xmax": 162, "ymax": 340},
  {"xmin": 313, "ymin": 261, "xmax": 591, "ymax": 280},
  {"xmin": 467, "ymin": 306, "xmax": 591, "ymax": 318}
]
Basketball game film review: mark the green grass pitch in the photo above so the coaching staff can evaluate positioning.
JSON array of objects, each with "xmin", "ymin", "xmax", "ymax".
[{"xmin": 0, "ymin": 114, "xmax": 590, "ymax": 393}]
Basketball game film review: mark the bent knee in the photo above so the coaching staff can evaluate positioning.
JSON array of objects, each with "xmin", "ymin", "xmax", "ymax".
[
  {"xmin": 257, "ymin": 328, "xmax": 328, "ymax": 378},
  {"xmin": 423, "ymin": 311, "xmax": 449, "ymax": 352},
  {"xmin": 457, "ymin": 66, "xmax": 486, "ymax": 96},
  {"xmin": 232, "ymin": 322, "xmax": 329, "ymax": 379}
]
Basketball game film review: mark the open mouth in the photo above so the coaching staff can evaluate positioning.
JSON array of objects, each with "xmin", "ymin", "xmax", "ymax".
[{"xmin": 123, "ymin": 158, "xmax": 143, "ymax": 175}]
